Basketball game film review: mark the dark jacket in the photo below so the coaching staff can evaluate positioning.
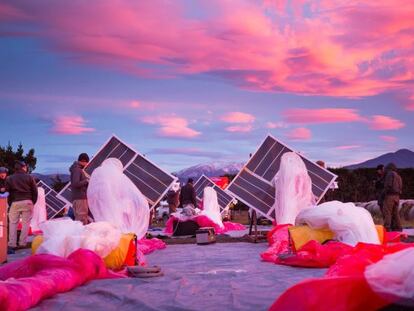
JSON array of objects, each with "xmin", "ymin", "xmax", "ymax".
[
  {"xmin": 5, "ymin": 170, "xmax": 38, "ymax": 204},
  {"xmin": 70, "ymin": 161, "xmax": 89, "ymax": 201},
  {"xmin": 167, "ymin": 190, "xmax": 179, "ymax": 206},
  {"xmin": 383, "ymin": 170, "xmax": 403, "ymax": 196},
  {"xmin": 179, "ymin": 183, "xmax": 197, "ymax": 207}
]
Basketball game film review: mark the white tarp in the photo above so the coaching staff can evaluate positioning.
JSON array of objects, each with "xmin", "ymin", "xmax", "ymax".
[
  {"xmin": 87, "ymin": 158, "xmax": 150, "ymax": 239},
  {"xmin": 271, "ymin": 152, "xmax": 315, "ymax": 225},
  {"xmin": 296, "ymin": 201, "xmax": 380, "ymax": 246},
  {"xmin": 31, "ymin": 187, "xmax": 47, "ymax": 232}
]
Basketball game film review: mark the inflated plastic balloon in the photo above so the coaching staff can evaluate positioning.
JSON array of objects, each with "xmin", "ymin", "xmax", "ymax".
[
  {"xmin": 87, "ymin": 158, "xmax": 150, "ymax": 239},
  {"xmin": 31, "ymin": 187, "xmax": 47, "ymax": 232},
  {"xmin": 296, "ymin": 201, "xmax": 380, "ymax": 246},
  {"xmin": 200, "ymin": 187, "xmax": 224, "ymax": 228},
  {"xmin": 271, "ymin": 152, "xmax": 315, "ymax": 225}
]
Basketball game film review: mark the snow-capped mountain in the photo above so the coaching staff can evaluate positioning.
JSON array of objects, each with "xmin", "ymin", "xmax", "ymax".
[{"xmin": 175, "ymin": 162, "xmax": 244, "ymax": 180}]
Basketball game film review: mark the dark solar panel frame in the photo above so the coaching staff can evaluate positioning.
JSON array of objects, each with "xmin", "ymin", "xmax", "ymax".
[
  {"xmin": 227, "ymin": 134, "xmax": 337, "ymax": 220},
  {"xmin": 193, "ymin": 175, "xmax": 235, "ymax": 213},
  {"xmin": 37, "ymin": 180, "xmax": 70, "ymax": 219},
  {"xmin": 57, "ymin": 135, "xmax": 177, "ymax": 209}
]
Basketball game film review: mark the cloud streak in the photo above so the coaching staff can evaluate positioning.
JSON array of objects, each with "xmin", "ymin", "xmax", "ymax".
[
  {"xmin": 2, "ymin": 0, "xmax": 414, "ymax": 97},
  {"xmin": 286, "ymin": 127, "xmax": 312, "ymax": 141},
  {"xmin": 283, "ymin": 108, "xmax": 363, "ymax": 124},
  {"xmin": 141, "ymin": 115, "xmax": 201, "ymax": 138},
  {"xmin": 51, "ymin": 116, "xmax": 95, "ymax": 135}
]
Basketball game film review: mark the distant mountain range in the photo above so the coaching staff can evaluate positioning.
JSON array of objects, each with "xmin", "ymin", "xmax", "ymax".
[
  {"xmin": 33, "ymin": 149, "xmax": 414, "ymax": 186},
  {"xmin": 32, "ymin": 173, "xmax": 70, "ymax": 186},
  {"xmin": 174, "ymin": 162, "xmax": 244, "ymax": 180},
  {"xmin": 345, "ymin": 149, "xmax": 414, "ymax": 169}
]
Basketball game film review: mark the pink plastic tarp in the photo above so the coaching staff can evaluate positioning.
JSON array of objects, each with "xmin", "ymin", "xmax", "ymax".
[
  {"xmin": 269, "ymin": 243, "xmax": 414, "ymax": 311},
  {"xmin": 138, "ymin": 238, "xmax": 166, "ymax": 255},
  {"xmin": 164, "ymin": 215, "xmax": 245, "ymax": 235},
  {"xmin": 0, "ymin": 249, "xmax": 123, "ymax": 311}
]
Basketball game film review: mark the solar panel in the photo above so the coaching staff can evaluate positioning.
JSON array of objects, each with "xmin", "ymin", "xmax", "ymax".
[
  {"xmin": 124, "ymin": 154, "xmax": 176, "ymax": 206},
  {"xmin": 37, "ymin": 180, "xmax": 71, "ymax": 219},
  {"xmin": 193, "ymin": 175, "xmax": 236, "ymax": 212},
  {"xmin": 227, "ymin": 135, "xmax": 337, "ymax": 220},
  {"xmin": 57, "ymin": 135, "xmax": 177, "ymax": 209}
]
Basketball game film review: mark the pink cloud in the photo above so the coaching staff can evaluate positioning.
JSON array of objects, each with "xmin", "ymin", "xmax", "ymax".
[
  {"xmin": 369, "ymin": 115, "xmax": 405, "ymax": 130},
  {"xmin": 225, "ymin": 124, "xmax": 253, "ymax": 133},
  {"xmin": 286, "ymin": 127, "xmax": 312, "ymax": 141},
  {"xmin": 283, "ymin": 108, "xmax": 363, "ymax": 124},
  {"xmin": 141, "ymin": 115, "xmax": 200, "ymax": 138},
  {"xmin": 221, "ymin": 112, "xmax": 255, "ymax": 123},
  {"xmin": 406, "ymin": 95, "xmax": 414, "ymax": 111},
  {"xmin": 266, "ymin": 121, "xmax": 287, "ymax": 129},
  {"xmin": 335, "ymin": 145, "xmax": 361, "ymax": 150},
  {"xmin": 130, "ymin": 100, "xmax": 141, "ymax": 109},
  {"xmin": 51, "ymin": 116, "xmax": 95, "ymax": 135},
  {"xmin": 380, "ymin": 135, "xmax": 398, "ymax": 143},
  {"xmin": 3, "ymin": 1, "xmax": 414, "ymax": 97}
]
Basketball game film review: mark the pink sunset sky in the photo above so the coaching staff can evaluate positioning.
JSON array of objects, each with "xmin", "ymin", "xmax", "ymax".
[{"xmin": 0, "ymin": 0, "xmax": 413, "ymax": 173}]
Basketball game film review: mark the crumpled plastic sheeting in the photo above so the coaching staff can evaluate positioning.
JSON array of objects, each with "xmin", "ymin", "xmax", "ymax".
[
  {"xmin": 37, "ymin": 219, "xmax": 122, "ymax": 258},
  {"xmin": 31, "ymin": 187, "xmax": 47, "ymax": 233},
  {"xmin": 200, "ymin": 187, "xmax": 224, "ymax": 228},
  {"xmin": 365, "ymin": 247, "xmax": 414, "ymax": 302},
  {"xmin": 271, "ymin": 152, "xmax": 315, "ymax": 225},
  {"xmin": 87, "ymin": 158, "xmax": 150, "ymax": 239},
  {"xmin": 296, "ymin": 201, "xmax": 380, "ymax": 246},
  {"xmin": 270, "ymin": 243, "xmax": 414, "ymax": 311},
  {"xmin": 164, "ymin": 215, "xmax": 245, "ymax": 235},
  {"xmin": 32, "ymin": 243, "xmax": 326, "ymax": 311},
  {"xmin": 137, "ymin": 238, "xmax": 166, "ymax": 255},
  {"xmin": 0, "ymin": 249, "xmax": 122, "ymax": 311}
]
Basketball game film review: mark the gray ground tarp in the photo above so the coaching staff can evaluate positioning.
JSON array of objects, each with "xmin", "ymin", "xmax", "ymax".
[{"xmin": 32, "ymin": 242, "xmax": 325, "ymax": 311}]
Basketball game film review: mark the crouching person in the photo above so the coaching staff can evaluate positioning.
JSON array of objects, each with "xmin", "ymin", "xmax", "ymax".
[{"xmin": 6, "ymin": 161, "xmax": 38, "ymax": 249}]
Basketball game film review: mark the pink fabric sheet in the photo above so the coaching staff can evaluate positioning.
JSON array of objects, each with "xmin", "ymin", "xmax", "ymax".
[
  {"xmin": 164, "ymin": 215, "xmax": 245, "ymax": 235},
  {"xmin": 0, "ymin": 249, "xmax": 123, "ymax": 311},
  {"xmin": 137, "ymin": 238, "xmax": 167, "ymax": 255}
]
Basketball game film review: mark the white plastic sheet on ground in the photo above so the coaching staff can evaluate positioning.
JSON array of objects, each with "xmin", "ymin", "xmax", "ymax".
[
  {"xmin": 36, "ymin": 218, "xmax": 121, "ymax": 258},
  {"xmin": 31, "ymin": 187, "xmax": 47, "ymax": 232},
  {"xmin": 271, "ymin": 152, "xmax": 315, "ymax": 225},
  {"xmin": 87, "ymin": 158, "xmax": 150, "ymax": 239},
  {"xmin": 365, "ymin": 247, "xmax": 414, "ymax": 302},
  {"xmin": 296, "ymin": 201, "xmax": 380, "ymax": 246},
  {"xmin": 200, "ymin": 187, "xmax": 224, "ymax": 228}
]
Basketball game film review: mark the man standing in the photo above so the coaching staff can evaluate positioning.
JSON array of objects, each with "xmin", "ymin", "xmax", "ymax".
[
  {"xmin": 382, "ymin": 163, "xmax": 403, "ymax": 232},
  {"xmin": 70, "ymin": 153, "xmax": 90, "ymax": 225},
  {"xmin": 167, "ymin": 182, "xmax": 180, "ymax": 214},
  {"xmin": 6, "ymin": 161, "xmax": 38, "ymax": 249},
  {"xmin": 179, "ymin": 178, "xmax": 197, "ymax": 216},
  {"xmin": 374, "ymin": 164, "xmax": 385, "ymax": 214}
]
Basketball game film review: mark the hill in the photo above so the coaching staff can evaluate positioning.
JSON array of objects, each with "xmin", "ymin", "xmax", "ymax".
[{"xmin": 346, "ymin": 149, "xmax": 414, "ymax": 169}]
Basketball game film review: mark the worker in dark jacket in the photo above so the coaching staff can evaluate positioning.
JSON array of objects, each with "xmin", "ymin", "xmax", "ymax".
[
  {"xmin": 70, "ymin": 153, "xmax": 90, "ymax": 225},
  {"xmin": 382, "ymin": 163, "xmax": 403, "ymax": 232},
  {"xmin": 179, "ymin": 178, "xmax": 197, "ymax": 216},
  {"xmin": 6, "ymin": 161, "xmax": 38, "ymax": 248}
]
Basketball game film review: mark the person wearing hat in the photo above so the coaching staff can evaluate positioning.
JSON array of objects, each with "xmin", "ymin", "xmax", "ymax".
[
  {"xmin": 6, "ymin": 161, "xmax": 38, "ymax": 249},
  {"xmin": 70, "ymin": 153, "xmax": 90, "ymax": 225}
]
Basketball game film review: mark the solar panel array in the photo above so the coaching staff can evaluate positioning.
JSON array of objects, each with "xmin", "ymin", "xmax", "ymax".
[
  {"xmin": 227, "ymin": 135, "xmax": 337, "ymax": 220},
  {"xmin": 37, "ymin": 180, "xmax": 71, "ymax": 219},
  {"xmin": 57, "ymin": 135, "xmax": 177, "ymax": 209},
  {"xmin": 193, "ymin": 175, "xmax": 235, "ymax": 212}
]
